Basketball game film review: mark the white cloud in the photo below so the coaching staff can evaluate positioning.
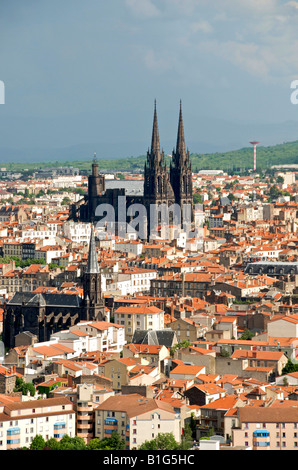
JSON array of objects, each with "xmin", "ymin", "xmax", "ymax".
[
  {"xmin": 143, "ymin": 48, "xmax": 175, "ymax": 72},
  {"xmin": 190, "ymin": 20, "xmax": 213, "ymax": 34},
  {"xmin": 125, "ymin": 0, "xmax": 161, "ymax": 18}
]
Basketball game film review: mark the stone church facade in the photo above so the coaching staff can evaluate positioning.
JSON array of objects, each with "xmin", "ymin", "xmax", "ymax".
[
  {"xmin": 70, "ymin": 101, "xmax": 193, "ymax": 238},
  {"xmin": 3, "ymin": 227, "xmax": 105, "ymax": 349}
]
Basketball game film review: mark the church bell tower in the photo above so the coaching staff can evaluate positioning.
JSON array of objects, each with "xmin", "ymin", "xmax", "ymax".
[{"xmin": 82, "ymin": 225, "xmax": 105, "ymax": 321}]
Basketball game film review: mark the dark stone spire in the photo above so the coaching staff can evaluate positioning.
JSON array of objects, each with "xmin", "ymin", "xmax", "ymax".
[
  {"xmin": 176, "ymin": 100, "xmax": 186, "ymax": 160},
  {"xmin": 150, "ymin": 99, "xmax": 161, "ymax": 159},
  {"xmin": 144, "ymin": 101, "xmax": 174, "ymax": 202},
  {"xmin": 82, "ymin": 224, "xmax": 105, "ymax": 321},
  {"xmin": 170, "ymin": 101, "xmax": 193, "ymax": 220},
  {"xmin": 86, "ymin": 225, "xmax": 100, "ymax": 274}
]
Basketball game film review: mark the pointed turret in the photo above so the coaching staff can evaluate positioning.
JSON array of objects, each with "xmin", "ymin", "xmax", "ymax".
[
  {"xmin": 86, "ymin": 225, "xmax": 100, "ymax": 274},
  {"xmin": 175, "ymin": 100, "xmax": 186, "ymax": 160},
  {"xmin": 144, "ymin": 100, "xmax": 172, "ymax": 200},
  {"xmin": 82, "ymin": 224, "xmax": 105, "ymax": 321},
  {"xmin": 170, "ymin": 101, "xmax": 193, "ymax": 221},
  {"xmin": 151, "ymin": 99, "xmax": 161, "ymax": 157}
]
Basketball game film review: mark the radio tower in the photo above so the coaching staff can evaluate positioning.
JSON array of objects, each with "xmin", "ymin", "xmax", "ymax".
[{"xmin": 250, "ymin": 141, "xmax": 260, "ymax": 172}]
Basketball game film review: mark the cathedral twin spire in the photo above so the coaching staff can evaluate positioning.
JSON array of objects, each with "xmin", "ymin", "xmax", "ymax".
[{"xmin": 144, "ymin": 100, "xmax": 192, "ymax": 204}]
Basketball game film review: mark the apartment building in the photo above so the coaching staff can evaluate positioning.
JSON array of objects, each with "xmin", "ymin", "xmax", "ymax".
[
  {"xmin": 34, "ymin": 245, "xmax": 65, "ymax": 264},
  {"xmin": 63, "ymin": 221, "xmax": 91, "ymax": 244},
  {"xmin": 232, "ymin": 406, "xmax": 298, "ymax": 450},
  {"xmin": 115, "ymin": 240, "xmax": 143, "ymax": 256},
  {"xmin": 114, "ymin": 305, "xmax": 165, "ymax": 342},
  {"xmin": 1, "ymin": 264, "xmax": 51, "ymax": 295},
  {"xmin": 106, "ymin": 268, "xmax": 157, "ymax": 296},
  {"xmin": 0, "ymin": 397, "xmax": 75, "ymax": 450},
  {"xmin": 167, "ymin": 317, "xmax": 205, "ymax": 343},
  {"xmin": 68, "ymin": 321, "xmax": 126, "ymax": 353},
  {"xmin": 0, "ymin": 365, "xmax": 17, "ymax": 394},
  {"xmin": 94, "ymin": 393, "xmax": 181, "ymax": 449},
  {"xmin": 98, "ymin": 358, "xmax": 144, "ymax": 391},
  {"xmin": 150, "ymin": 272, "xmax": 213, "ymax": 298}
]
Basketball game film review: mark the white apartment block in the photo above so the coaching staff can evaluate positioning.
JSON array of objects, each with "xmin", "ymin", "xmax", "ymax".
[
  {"xmin": 34, "ymin": 246, "xmax": 65, "ymax": 264},
  {"xmin": 63, "ymin": 221, "xmax": 91, "ymax": 244},
  {"xmin": 68, "ymin": 321, "xmax": 126, "ymax": 353},
  {"xmin": 106, "ymin": 269, "xmax": 157, "ymax": 296},
  {"xmin": 18, "ymin": 227, "xmax": 57, "ymax": 241},
  {"xmin": 0, "ymin": 397, "xmax": 75, "ymax": 450}
]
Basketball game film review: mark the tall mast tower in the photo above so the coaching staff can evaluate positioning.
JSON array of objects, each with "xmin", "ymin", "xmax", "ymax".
[{"xmin": 250, "ymin": 141, "xmax": 260, "ymax": 172}]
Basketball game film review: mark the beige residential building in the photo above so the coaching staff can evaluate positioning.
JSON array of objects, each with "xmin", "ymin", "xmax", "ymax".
[
  {"xmin": 122, "ymin": 343, "xmax": 170, "ymax": 369},
  {"xmin": 167, "ymin": 317, "xmax": 205, "ymax": 343},
  {"xmin": 114, "ymin": 305, "xmax": 165, "ymax": 342},
  {"xmin": 232, "ymin": 406, "xmax": 298, "ymax": 450},
  {"xmin": 0, "ymin": 397, "xmax": 75, "ymax": 450},
  {"xmin": 97, "ymin": 357, "xmax": 148, "ymax": 391},
  {"xmin": 94, "ymin": 393, "xmax": 181, "ymax": 449},
  {"xmin": 267, "ymin": 314, "xmax": 298, "ymax": 338}
]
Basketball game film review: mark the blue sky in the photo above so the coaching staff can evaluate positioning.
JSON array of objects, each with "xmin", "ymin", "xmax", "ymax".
[{"xmin": 1, "ymin": 0, "xmax": 298, "ymax": 161}]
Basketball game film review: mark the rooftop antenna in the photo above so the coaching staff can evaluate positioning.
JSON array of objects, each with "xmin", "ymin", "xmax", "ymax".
[{"xmin": 250, "ymin": 141, "xmax": 260, "ymax": 172}]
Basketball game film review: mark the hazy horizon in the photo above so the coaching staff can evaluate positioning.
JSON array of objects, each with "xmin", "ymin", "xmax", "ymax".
[{"xmin": 1, "ymin": 1, "xmax": 298, "ymax": 163}]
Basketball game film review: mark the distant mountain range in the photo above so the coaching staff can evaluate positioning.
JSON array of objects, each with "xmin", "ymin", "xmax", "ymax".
[
  {"xmin": 0, "ymin": 114, "xmax": 298, "ymax": 164},
  {"xmin": 2, "ymin": 139, "xmax": 298, "ymax": 174}
]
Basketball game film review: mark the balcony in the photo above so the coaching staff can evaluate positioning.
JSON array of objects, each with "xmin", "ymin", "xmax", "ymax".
[
  {"xmin": 7, "ymin": 427, "xmax": 20, "ymax": 436},
  {"xmin": 104, "ymin": 418, "xmax": 118, "ymax": 426},
  {"xmin": 77, "ymin": 422, "xmax": 93, "ymax": 429},
  {"xmin": 54, "ymin": 423, "xmax": 66, "ymax": 430}
]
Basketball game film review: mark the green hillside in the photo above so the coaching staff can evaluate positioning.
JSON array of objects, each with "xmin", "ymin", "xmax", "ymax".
[
  {"xmin": 2, "ymin": 140, "xmax": 298, "ymax": 174},
  {"xmin": 190, "ymin": 140, "xmax": 298, "ymax": 172}
]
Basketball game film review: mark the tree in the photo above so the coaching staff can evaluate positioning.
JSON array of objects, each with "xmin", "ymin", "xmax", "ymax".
[
  {"xmin": 179, "ymin": 424, "xmax": 192, "ymax": 450},
  {"xmin": 276, "ymin": 175, "xmax": 284, "ymax": 184},
  {"xmin": 58, "ymin": 435, "xmax": 87, "ymax": 450},
  {"xmin": 30, "ymin": 435, "xmax": 46, "ymax": 450},
  {"xmin": 62, "ymin": 197, "xmax": 71, "ymax": 206},
  {"xmin": 14, "ymin": 377, "xmax": 36, "ymax": 397},
  {"xmin": 269, "ymin": 185, "xmax": 282, "ymax": 200},
  {"xmin": 282, "ymin": 359, "xmax": 298, "ymax": 375},
  {"xmin": 170, "ymin": 340, "xmax": 191, "ymax": 357},
  {"xmin": 87, "ymin": 438, "xmax": 104, "ymax": 450},
  {"xmin": 138, "ymin": 433, "xmax": 180, "ymax": 450},
  {"xmin": 240, "ymin": 329, "xmax": 254, "ymax": 341},
  {"xmin": 193, "ymin": 192, "xmax": 203, "ymax": 204},
  {"xmin": 94, "ymin": 432, "xmax": 125, "ymax": 450},
  {"xmin": 106, "ymin": 431, "xmax": 126, "ymax": 450},
  {"xmin": 44, "ymin": 437, "xmax": 61, "ymax": 450}
]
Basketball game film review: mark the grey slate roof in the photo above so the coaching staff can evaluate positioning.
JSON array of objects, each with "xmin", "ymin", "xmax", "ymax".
[
  {"xmin": 245, "ymin": 262, "xmax": 298, "ymax": 276},
  {"xmin": 132, "ymin": 329, "xmax": 177, "ymax": 348},
  {"xmin": 7, "ymin": 291, "xmax": 82, "ymax": 307}
]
